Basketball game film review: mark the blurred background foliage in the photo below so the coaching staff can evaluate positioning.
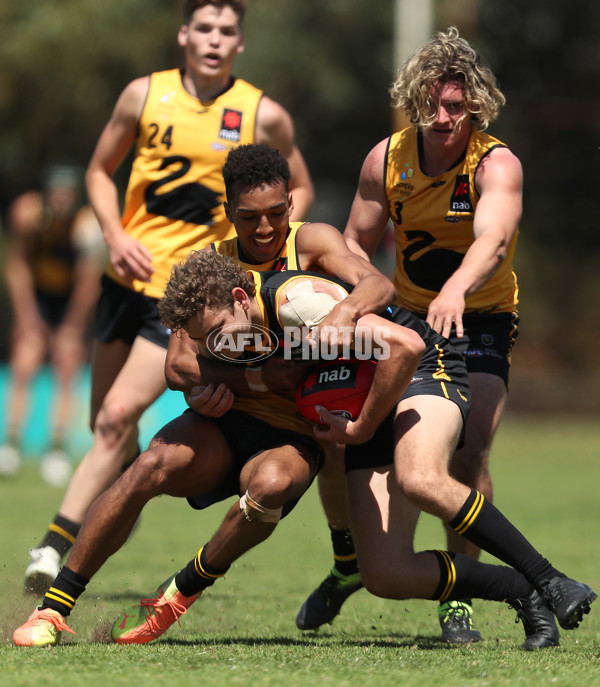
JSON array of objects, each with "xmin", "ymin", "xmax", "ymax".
[{"xmin": 0, "ymin": 0, "xmax": 598, "ymax": 413}]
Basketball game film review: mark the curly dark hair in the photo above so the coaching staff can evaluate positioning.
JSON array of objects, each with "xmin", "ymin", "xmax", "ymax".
[
  {"xmin": 223, "ymin": 144, "xmax": 291, "ymax": 204},
  {"xmin": 183, "ymin": 0, "xmax": 247, "ymax": 25},
  {"xmin": 159, "ymin": 250, "xmax": 255, "ymax": 331}
]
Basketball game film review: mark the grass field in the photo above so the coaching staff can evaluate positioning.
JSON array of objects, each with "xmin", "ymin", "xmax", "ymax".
[{"xmin": 1, "ymin": 416, "xmax": 599, "ymax": 686}]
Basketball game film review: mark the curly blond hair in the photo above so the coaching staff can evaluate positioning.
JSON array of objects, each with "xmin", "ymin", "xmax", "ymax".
[
  {"xmin": 159, "ymin": 251, "xmax": 255, "ymax": 332},
  {"xmin": 390, "ymin": 26, "xmax": 505, "ymax": 131}
]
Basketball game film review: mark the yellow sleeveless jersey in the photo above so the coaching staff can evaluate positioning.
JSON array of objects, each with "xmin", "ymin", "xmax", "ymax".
[
  {"xmin": 212, "ymin": 221, "xmax": 304, "ymax": 271},
  {"xmin": 108, "ymin": 69, "xmax": 263, "ymax": 299},
  {"xmin": 212, "ymin": 225, "xmax": 320, "ymax": 440},
  {"xmin": 386, "ymin": 126, "xmax": 519, "ymax": 314}
]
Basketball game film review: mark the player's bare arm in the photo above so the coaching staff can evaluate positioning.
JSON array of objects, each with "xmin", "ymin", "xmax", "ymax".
[
  {"xmin": 166, "ymin": 323, "xmax": 312, "ymax": 404},
  {"xmin": 307, "ymin": 310, "xmax": 424, "ymax": 445},
  {"xmin": 296, "ymin": 221, "xmax": 396, "ymax": 353},
  {"xmin": 255, "ymin": 96, "xmax": 314, "ymax": 220},
  {"xmin": 344, "ymin": 139, "xmax": 392, "ymax": 260},
  {"xmin": 85, "ymin": 76, "xmax": 154, "ymax": 283},
  {"xmin": 4, "ymin": 193, "xmax": 46, "ymax": 335},
  {"xmin": 426, "ymin": 147, "xmax": 523, "ymax": 338},
  {"xmin": 164, "ymin": 330, "xmax": 235, "ymax": 416},
  {"xmin": 275, "ymin": 276, "xmax": 423, "ymax": 444}
]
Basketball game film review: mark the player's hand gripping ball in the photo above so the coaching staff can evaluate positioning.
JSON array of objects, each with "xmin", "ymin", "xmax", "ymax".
[{"xmin": 296, "ymin": 358, "xmax": 376, "ymax": 425}]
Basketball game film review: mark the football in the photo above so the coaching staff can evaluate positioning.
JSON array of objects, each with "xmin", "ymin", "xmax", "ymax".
[{"xmin": 296, "ymin": 358, "xmax": 376, "ymax": 425}]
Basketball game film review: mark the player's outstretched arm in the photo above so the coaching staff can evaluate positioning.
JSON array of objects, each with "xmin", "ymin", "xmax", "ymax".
[
  {"xmin": 296, "ymin": 222, "xmax": 396, "ymax": 357},
  {"xmin": 314, "ymin": 313, "xmax": 425, "ymax": 445}
]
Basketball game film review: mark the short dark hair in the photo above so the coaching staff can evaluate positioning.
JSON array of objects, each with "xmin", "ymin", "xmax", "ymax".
[
  {"xmin": 223, "ymin": 144, "xmax": 291, "ymax": 204},
  {"xmin": 183, "ymin": 0, "xmax": 247, "ymax": 25}
]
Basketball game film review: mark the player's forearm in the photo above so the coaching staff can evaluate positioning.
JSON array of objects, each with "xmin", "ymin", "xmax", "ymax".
[
  {"xmin": 165, "ymin": 339, "xmax": 249, "ymax": 393},
  {"xmin": 341, "ymin": 273, "xmax": 396, "ymax": 321},
  {"xmin": 445, "ymin": 231, "xmax": 509, "ymax": 298},
  {"xmin": 353, "ymin": 321, "xmax": 425, "ymax": 441},
  {"xmin": 85, "ymin": 168, "xmax": 125, "ymax": 244}
]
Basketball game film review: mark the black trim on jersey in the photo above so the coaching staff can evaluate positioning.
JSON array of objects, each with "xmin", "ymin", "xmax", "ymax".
[
  {"xmin": 472, "ymin": 144, "xmax": 507, "ymax": 199},
  {"xmin": 383, "ymin": 136, "xmax": 392, "ymax": 189},
  {"xmin": 417, "ymin": 129, "xmax": 466, "ymax": 175},
  {"xmin": 178, "ymin": 69, "xmax": 236, "ymax": 101}
]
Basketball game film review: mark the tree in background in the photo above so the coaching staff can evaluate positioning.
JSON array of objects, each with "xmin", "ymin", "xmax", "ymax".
[{"xmin": 0, "ymin": 0, "xmax": 598, "ymax": 411}]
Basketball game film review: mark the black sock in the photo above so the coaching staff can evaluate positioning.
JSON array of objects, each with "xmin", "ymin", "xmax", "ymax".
[
  {"xmin": 40, "ymin": 514, "xmax": 80, "ymax": 558},
  {"xmin": 41, "ymin": 566, "xmax": 89, "ymax": 617},
  {"xmin": 175, "ymin": 545, "xmax": 229, "ymax": 597},
  {"xmin": 430, "ymin": 550, "xmax": 533, "ymax": 603},
  {"xmin": 330, "ymin": 526, "xmax": 359, "ymax": 576},
  {"xmin": 448, "ymin": 489, "xmax": 562, "ymax": 588}
]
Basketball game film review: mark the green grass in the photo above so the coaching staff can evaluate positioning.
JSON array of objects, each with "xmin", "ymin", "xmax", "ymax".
[{"xmin": 1, "ymin": 416, "xmax": 600, "ymax": 686}]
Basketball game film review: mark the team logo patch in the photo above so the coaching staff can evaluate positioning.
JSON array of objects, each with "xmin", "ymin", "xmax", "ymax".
[
  {"xmin": 448, "ymin": 174, "xmax": 473, "ymax": 215},
  {"xmin": 481, "ymin": 334, "xmax": 494, "ymax": 346},
  {"xmin": 219, "ymin": 108, "xmax": 243, "ymax": 142}
]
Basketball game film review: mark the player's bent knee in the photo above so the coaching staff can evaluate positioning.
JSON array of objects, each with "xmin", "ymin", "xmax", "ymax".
[
  {"xmin": 399, "ymin": 470, "xmax": 444, "ymax": 509},
  {"xmin": 94, "ymin": 403, "xmax": 135, "ymax": 442},
  {"xmin": 125, "ymin": 448, "xmax": 171, "ymax": 489},
  {"xmin": 251, "ymin": 463, "xmax": 297, "ymax": 499},
  {"xmin": 239, "ymin": 490, "xmax": 282, "ymax": 524}
]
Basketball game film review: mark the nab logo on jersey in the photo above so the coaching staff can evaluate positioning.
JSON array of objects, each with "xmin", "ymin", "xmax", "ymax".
[
  {"xmin": 219, "ymin": 108, "xmax": 243, "ymax": 142},
  {"xmin": 448, "ymin": 174, "xmax": 473, "ymax": 215}
]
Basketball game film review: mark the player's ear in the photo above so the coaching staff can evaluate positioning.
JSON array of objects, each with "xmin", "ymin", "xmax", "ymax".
[
  {"xmin": 224, "ymin": 202, "xmax": 233, "ymax": 223},
  {"xmin": 237, "ymin": 32, "xmax": 245, "ymax": 55},
  {"xmin": 287, "ymin": 193, "xmax": 294, "ymax": 216},
  {"xmin": 232, "ymin": 287, "xmax": 249, "ymax": 310},
  {"xmin": 177, "ymin": 24, "xmax": 189, "ymax": 48}
]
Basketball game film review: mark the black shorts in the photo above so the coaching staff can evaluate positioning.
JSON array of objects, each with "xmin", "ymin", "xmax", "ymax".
[
  {"xmin": 345, "ymin": 312, "xmax": 470, "ymax": 472},
  {"xmin": 419, "ymin": 311, "xmax": 519, "ymax": 387},
  {"xmin": 93, "ymin": 275, "xmax": 171, "ymax": 348},
  {"xmin": 187, "ymin": 409, "xmax": 324, "ymax": 517},
  {"xmin": 35, "ymin": 289, "xmax": 71, "ymax": 328}
]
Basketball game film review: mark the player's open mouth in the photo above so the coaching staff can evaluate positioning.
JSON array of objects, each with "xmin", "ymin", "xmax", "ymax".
[
  {"xmin": 254, "ymin": 236, "xmax": 275, "ymax": 245},
  {"xmin": 204, "ymin": 53, "xmax": 221, "ymax": 66}
]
